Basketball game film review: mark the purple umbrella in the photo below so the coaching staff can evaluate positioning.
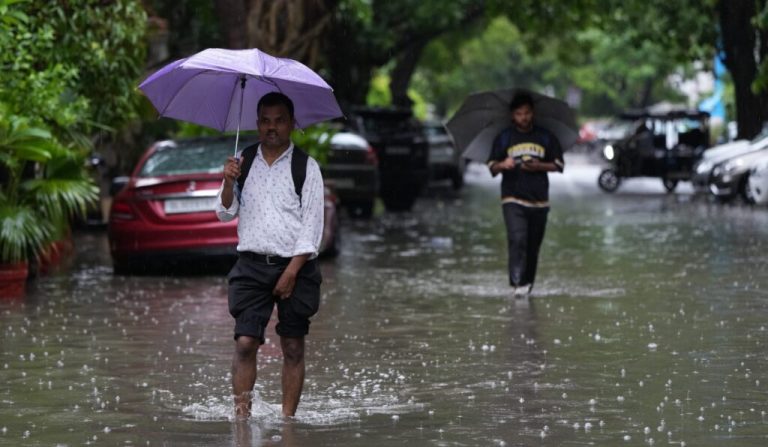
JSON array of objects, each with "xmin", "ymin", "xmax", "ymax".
[{"xmin": 138, "ymin": 48, "xmax": 343, "ymax": 155}]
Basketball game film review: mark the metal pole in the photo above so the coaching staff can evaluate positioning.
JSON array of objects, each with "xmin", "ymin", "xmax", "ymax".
[{"xmin": 234, "ymin": 76, "xmax": 246, "ymax": 158}]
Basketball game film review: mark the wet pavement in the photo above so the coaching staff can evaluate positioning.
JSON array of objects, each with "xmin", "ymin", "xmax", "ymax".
[{"xmin": 2, "ymin": 155, "xmax": 768, "ymax": 446}]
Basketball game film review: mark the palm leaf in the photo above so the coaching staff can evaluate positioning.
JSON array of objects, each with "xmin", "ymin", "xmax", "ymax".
[
  {"xmin": 0, "ymin": 204, "xmax": 54, "ymax": 263},
  {"xmin": 23, "ymin": 178, "xmax": 98, "ymax": 221}
]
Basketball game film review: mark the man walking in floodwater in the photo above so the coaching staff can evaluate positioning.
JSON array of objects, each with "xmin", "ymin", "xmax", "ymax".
[
  {"xmin": 216, "ymin": 92, "xmax": 324, "ymax": 419},
  {"xmin": 487, "ymin": 92, "xmax": 564, "ymax": 297}
]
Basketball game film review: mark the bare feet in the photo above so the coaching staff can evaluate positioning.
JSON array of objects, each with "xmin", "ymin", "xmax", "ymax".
[{"xmin": 234, "ymin": 401, "xmax": 251, "ymax": 420}]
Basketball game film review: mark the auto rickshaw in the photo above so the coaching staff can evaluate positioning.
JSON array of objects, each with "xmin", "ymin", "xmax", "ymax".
[{"xmin": 597, "ymin": 109, "xmax": 711, "ymax": 193}]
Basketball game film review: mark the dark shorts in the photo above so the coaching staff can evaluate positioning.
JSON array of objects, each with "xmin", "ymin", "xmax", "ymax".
[{"xmin": 227, "ymin": 255, "xmax": 322, "ymax": 344}]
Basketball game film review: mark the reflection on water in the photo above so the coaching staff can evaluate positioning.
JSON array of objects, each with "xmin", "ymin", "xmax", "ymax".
[{"xmin": 2, "ymin": 158, "xmax": 768, "ymax": 446}]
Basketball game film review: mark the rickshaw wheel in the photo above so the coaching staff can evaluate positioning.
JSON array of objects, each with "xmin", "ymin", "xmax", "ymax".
[
  {"xmin": 662, "ymin": 178, "xmax": 678, "ymax": 193},
  {"xmin": 598, "ymin": 169, "xmax": 620, "ymax": 193}
]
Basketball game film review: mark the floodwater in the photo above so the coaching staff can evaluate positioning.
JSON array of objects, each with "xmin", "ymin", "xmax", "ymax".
[{"xmin": 2, "ymin": 155, "xmax": 768, "ymax": 446}]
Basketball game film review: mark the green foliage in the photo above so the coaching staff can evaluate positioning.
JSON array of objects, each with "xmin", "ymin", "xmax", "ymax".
[
  {"xmin": 173, "ymin": 122, "xmax": 222, "ymax": 139},
  {"xmin": 366, "ymin": 72, "xmax": 392, "ymax": 106},
  {"xmin": 0, "ymin": 0, "xmax": 28, "ymax": 26},
  {"xmin": 0, "ymin": 0, "xmax": 135, "ymax": 263},
  {"xmin": 601, "ymin": 0, "xmax": 717, "ymax": 64},
  {"xmin": 0, "ymin": 0, "xmax": 147, "ymax": 144},
  {"xmin": 414, "ymin": 15, "xmax": 691, "ymax": 119},
  {"xmin": 0, "ymin": 109, "xmax": 98, "ymax": 263},
  {"xmin": 291, "ymin": 124, "xmax": 336, "ymax": 167},
  {"xmin": 0, "ymin": 205, "xmax": 54, "ymax": 264},
  {"xmin": 753, "ymin": 2, "xmax": 768, "ymax": 94}
]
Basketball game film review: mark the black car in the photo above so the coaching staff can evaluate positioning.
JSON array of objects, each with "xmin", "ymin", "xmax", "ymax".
[{"xmin": 344, "ymin": 107, "xmax": 429, "ymax": 211}]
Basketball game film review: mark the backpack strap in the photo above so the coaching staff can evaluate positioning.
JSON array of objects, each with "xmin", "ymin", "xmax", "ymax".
[
  {"xmin": 290, "ymin": 147, "xmax": 309, "ymax": 206},
  {"xmin": 236, "ymin": 143, "xmax": 260, "ymax": 196},
  {"xmin": 236, "ymin": 143, "xmax": 309, "ymax": 206}
]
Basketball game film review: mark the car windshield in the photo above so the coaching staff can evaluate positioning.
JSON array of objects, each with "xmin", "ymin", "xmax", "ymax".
[
  {"xmin": 139, "ymin": 140, "xmax": 235, "ymax": 177},
  {"xmin": 423, "ymin": 125, "xmax": 447, "ymax": 137}
]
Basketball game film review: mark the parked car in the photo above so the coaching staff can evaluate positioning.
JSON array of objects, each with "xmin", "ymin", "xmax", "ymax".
[
  {"xmin": 423, "ymin": 121, "xmax": 465, "ymax": 190},
  {"xmin": 709, "ymin": 143, "xmax": 768, "ymax": 202},
  {"xmin": 343, "ymin": 107, "xmax": 429, "ymax": 211},
  {"xmin": 747, "ymin": 154, "xmax": 768, "ymax": 205},
  {"xmin": 108, "ymin": 135, "xmax": 339, "ymax": 274},
  {"xmin": 322, "ymin": 130, "xmax": 379, "ymax": 218},
  {"xmin": 692, "ymin": 128, "xmax": 768, "ymax": 193}
]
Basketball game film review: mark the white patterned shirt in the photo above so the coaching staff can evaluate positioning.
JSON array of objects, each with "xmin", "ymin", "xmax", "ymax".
[{"xmin": 215, "ymin": 143, "xmax": 324, "ymax": 258}]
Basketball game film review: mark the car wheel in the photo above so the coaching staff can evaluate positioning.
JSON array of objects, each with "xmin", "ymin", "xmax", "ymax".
[
  {"xmin": 113, "ymin": 259, "xmax": 138, "ymax": 275},
  {"xmin": 381, "ymin": 190, "xmax": 417, "ymax": 211},
  {"xmin": 662, "ymin": 178, "xmax": 678, "ymax": 193},
  {"xmin": 740, "ymin": 174, "xmax": 755, "ymax": 204},
  {"xmin": 598, "ymin": 169, "xmax": 620, "ymax": 193}
]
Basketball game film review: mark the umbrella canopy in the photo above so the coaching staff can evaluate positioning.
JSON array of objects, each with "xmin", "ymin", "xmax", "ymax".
[
  {"xmin": 138, "ymin": 48, "xmax": 343, "ymax": 133},
  {"xmin": 446, "ymin": 89, "xmax": 578, "ymax": 163}
]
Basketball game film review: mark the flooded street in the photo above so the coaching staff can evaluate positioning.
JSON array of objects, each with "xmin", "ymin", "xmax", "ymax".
[{"xmin": 3, "ymin": 155, "xmax": 768, "ymax": 446}]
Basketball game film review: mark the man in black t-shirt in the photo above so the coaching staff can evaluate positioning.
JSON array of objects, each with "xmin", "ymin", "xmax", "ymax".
[{"xmin": 487, "ymin": 92, "xmax": 564, "ymax": 297}]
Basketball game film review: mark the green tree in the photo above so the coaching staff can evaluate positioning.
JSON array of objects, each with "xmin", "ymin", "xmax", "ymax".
[
  {"xmin": 0, "ymin": 0, "xmax": 147, "ymax": 144},
  {"xmin": 0, "ymin": 108, "xmax": 98, "ymax": 264},
  {"xmin": 413, "ymin": 17, "xmax": 687, "ymax": 119},
  {"xmin": 0, "ymin": 0, "xmax": 138, "ymax": 265},
  {"xmin": 603, "ymin": 0, "xmax": 767, "ymax": 138},
  {"xmin": 325, "ymin": 0, "xmax": 487, "ymax": 107}
]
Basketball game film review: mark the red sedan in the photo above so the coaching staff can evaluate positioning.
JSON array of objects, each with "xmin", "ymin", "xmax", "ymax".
[{"xmin": 108, "ymin": 136, "xmax": 339, "ymax": 274}]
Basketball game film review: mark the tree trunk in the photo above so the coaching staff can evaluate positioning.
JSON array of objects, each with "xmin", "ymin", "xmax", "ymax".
[
  {"xmin": 390, "ymin": 39, "xmax": 428, "ymax": 108},
  {"xmin": 719, "ymin": 0, "xmax": 768, "ymax": 139},
  {"xmin": 637, "ymin": 77, "xmax": 654, "ymax": 108},
  {"xmin": 385, "ymin": 4, "xmax": 485, "ymax": 110},
  {"xmin": 214, "ymin": 0, "xmax": 247, "ymax": 49},
  {"xmin": 244, "ymin": 0, "xmax": 337, "ymax": 69},
  {"xmin": 325, "ymin": 18, "xmax": 376, "ymax": 107}
]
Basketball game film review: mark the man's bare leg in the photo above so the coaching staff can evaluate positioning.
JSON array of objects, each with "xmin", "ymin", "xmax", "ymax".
[
  {"xmin": 232, "ymin": 335, "xmax": 260, "ymax": 419},
  {"xmin": 280, "ymin": 336, "xmax": 305, "ymax": 417}
]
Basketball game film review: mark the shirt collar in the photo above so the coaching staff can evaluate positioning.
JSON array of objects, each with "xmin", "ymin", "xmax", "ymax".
[{"xmin": 256, "ymin": 142, "xmax": 295, "ymax": 164}]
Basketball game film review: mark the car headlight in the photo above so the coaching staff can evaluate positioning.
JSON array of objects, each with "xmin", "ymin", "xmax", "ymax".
[
  {"xmin": 696, "ymin": 161, "xmax": 712, "ymax": 174},
  {"xmin": 603, "ymin": 144, "xmax": 615, "ymax": 160},
  {"xmin": 711, "ymin": 165, "xmax": 724, "ymax": 178},
  {"xmin": 722, "ymin": 159, "xmax": 745, "ymax": 175}
]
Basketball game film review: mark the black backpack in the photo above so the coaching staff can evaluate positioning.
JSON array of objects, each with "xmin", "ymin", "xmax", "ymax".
[{"xmin": 236, "ymin": 143, "xmax": 309, "ymax": 206}]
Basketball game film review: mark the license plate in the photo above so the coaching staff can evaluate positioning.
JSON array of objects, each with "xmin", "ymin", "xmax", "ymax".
[
  {"xmin": 387, "ymin": 146, "xmax": 410, "ymax": 155},
  {"xmin": 164, "ymin": 197, "xmax": 217, "ymax": 214},
  {"xmin": 430, "ymin": 146, "xmax": 453, "ymax": 161},
  {"xmin": 333, "ymin": 178, "xmax": 355, "ymax": 189}
]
